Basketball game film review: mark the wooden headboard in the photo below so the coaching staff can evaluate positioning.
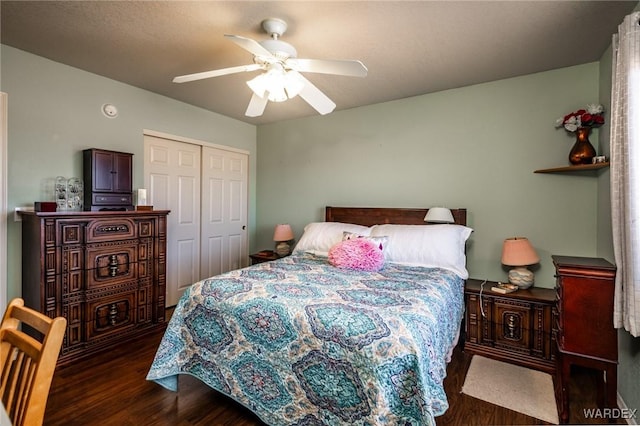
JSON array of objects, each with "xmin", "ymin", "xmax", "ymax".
[{"xmin": 325, "ymin": 207, "xmax": 467, "ymax": 226}]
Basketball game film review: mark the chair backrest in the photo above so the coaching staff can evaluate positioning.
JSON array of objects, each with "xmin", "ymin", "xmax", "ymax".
[{"xmin": 0, "ymin": 298, "xmax": 66, "ymax": 426}]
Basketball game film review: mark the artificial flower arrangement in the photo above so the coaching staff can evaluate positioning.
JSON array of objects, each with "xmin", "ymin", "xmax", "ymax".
[{"xmin": 555, "ymin": 104, "xmax": 605, "ymax": 132}]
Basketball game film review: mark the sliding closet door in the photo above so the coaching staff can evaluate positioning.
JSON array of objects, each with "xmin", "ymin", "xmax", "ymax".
[
  {"xmin": 144, "ymin": 135, "xmax": 201, "ymax": 306},
  {"xmin": 144, "ymin": 132, "xmax": 250, "ymax": 307},
  {"xmin": 200, "ymin": 146, "xmax": 249, "ymax": 278}
]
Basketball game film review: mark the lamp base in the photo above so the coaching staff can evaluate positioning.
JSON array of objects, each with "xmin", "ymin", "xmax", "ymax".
[
  {"xmin": 275, "ymin": 241, "xmax": 291, "ymax": 257},
  {"xmin": 508, "ymin": 266, "xmax": 534, "ymax": 289}
]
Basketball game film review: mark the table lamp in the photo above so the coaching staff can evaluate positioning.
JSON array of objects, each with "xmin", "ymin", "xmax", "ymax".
[
  {"xmin": 501, "ymin": 237, "xmax": 540, "ymax": 289},
  {"xmin": 273, "ymin": 224, "xmax": 294, "ymax": 256},
  {"xmin": 424, "ymin": 207, "xmax": 455, "ymax": 224}
]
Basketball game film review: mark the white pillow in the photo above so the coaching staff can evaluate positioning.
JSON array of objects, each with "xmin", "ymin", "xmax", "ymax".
[
  {"xmin": 370, "ymin": 224, "xmax": 473, "ymax": 278},
  {"xmin": 293, "ymin": 222, "xmax": 371, "ymax": 256}
]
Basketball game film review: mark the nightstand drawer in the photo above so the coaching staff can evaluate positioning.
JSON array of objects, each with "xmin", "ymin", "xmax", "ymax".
[{"xmin": 493, "ymin": 300, "xmax": 532, "ymax": 353}]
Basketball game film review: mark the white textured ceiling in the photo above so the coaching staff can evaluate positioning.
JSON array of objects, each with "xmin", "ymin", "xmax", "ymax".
[{"xmin": 1, "ymin": 1, "xmax": 637, "ymax": 125}]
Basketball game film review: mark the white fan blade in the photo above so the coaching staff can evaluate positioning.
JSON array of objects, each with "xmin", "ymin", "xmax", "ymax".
[
  {"xmin": 294, "ymin": 72, "xmax": 336, "ymax": 115},
  {"xmin": 245, "ymin": 93, "xmax": 269, "ymax": 117},
  {"xmin": 288, "ymin": 59, "xmax": 368, "ymax": 77},
  {"xmin": 173, "ymin": 64, "xmax": 262, "ymax": 83},
  {"xmin": 225, "ymin": 34, "xmax": 274, "ymax": 58}
]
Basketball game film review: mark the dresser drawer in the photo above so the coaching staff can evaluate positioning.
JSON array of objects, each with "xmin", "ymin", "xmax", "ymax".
[
  {"xmin": 86, "ymin": 292, "xmax": 137, "ymax": 340},
  {"xmin": 86, "ymin": 218, "xmax": 137, "ymax": 242},
  {"xmin": 85, "ymin": 244, "xmax": 139, "ymax": 287},
  {"xmin": 493, "ymin": 299, "xmax": 532, "ymax": 353},
  {"xmin": 91, "ymin": 193, "xmax": 133, "ymax": 206},
  {"xmin": 64, "ymin": 244, "xmax": 140, "ymax": 273}
]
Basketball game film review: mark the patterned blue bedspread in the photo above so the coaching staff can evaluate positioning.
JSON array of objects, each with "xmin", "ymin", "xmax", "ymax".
[{"xmin": 147, "ymin": 253, "xmax": 464, "ymax": 426}]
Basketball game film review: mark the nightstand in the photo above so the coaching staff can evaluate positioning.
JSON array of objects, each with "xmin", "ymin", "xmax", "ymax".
[
  {"xmin": 464, "ymin": 278, "xmax": 556, "ymax": 374},
  {"xmin": 249, "ymin": 250, "xmax": 281, "ymax": 265}
]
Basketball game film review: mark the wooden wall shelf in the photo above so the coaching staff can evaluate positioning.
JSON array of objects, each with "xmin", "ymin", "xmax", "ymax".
[{"xmin": 534, "ymin": 162, "xmax": 609, "ymax": 174}]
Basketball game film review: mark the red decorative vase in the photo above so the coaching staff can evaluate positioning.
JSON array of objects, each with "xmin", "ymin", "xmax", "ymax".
[{"xmin": 569, "ymin": 127, "xmax": 596, "ymax": 165}]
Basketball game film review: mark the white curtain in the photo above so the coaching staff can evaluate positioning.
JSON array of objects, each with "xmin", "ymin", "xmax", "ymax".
[{"xmin": 611, "ymin": 11, "xmax": 640, "ymax": 337}]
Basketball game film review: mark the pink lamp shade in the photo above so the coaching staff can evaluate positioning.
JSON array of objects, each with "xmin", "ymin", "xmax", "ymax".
[
  {"xmin": 273, "ymin": 224, "xmax": 294, "ymax": 257},
  {"xmin": 501, "ymin": 237, "xmax": 540, "ymax": 289},
  {"xmin": 501, "ymin": 237, "xmax": 539, "ymax": 266},
  {"xmin": 273, "ymin": 224, "xmax": 294, "ymax": 242}
]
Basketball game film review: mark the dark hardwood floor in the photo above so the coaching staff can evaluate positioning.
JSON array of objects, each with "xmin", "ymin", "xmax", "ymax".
[{"xmin": 44, "ymin": 323, "xmax": 622, "ymax": 426}]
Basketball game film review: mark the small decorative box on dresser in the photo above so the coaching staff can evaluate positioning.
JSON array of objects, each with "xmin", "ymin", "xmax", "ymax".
[
  {"xmin": 21, "ymin": 210, "xmax": 169, "ymax": 365},
  {"xmin": 553, "ymin": 255, "xmax": 617, "ymax": 424},
  {"xmin": 464, "ymin": 278, "xmax": 556, "ymax": 374}
]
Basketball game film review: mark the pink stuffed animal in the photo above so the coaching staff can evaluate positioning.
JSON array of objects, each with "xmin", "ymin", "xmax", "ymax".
[{"xmin": 328, "ymin": 238, "xmax": 384, "ymax": 271}]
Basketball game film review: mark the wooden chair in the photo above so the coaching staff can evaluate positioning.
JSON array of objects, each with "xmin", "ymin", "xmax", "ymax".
[{"xmin": 0, "ymin": 298, "xmax": 66, "ymax": 426}]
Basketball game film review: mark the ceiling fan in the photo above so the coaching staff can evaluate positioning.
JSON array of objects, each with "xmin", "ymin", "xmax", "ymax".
[{"xmin": 173, "ymin": 18, "xmax": 368, "ymax": 117}]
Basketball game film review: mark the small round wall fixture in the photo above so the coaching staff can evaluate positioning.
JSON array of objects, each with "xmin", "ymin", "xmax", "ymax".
[{"xmin": 101, "ymin": 103, "xmax": 118, "ymax": 118}]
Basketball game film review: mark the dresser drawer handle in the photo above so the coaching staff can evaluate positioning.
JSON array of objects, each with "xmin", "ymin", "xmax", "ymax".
[
  {"xmin": 96, "ymin": 225, "xmax": 129, "ymax": 233},
  {"xmin": 108, "ymin": 255, "xmax": 118, "ymax": 277},
  {"xmin": 109, "ymin": 303, "xmax": 118, "ymax": 325}
]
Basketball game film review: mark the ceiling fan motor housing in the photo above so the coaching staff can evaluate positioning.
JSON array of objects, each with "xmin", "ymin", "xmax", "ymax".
[{"xmin": 258, "ymin": 39, "xmax": 297, "ymax": 60}]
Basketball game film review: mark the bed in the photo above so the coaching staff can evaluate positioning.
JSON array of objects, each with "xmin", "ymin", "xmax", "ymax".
[{"xmin": 147, "ymin": 206, "xmax": 471, "ymax": 425}]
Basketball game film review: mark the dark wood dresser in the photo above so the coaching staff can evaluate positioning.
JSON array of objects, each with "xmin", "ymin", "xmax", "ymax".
[
  {"xmin": 464, "ymin": 278, "xmax": 556, "ymax": 374},
  {"xmin": 21, "ymin": 210, "xmax": 169, "ymax": 365},
  {"xmin": 553, "ymin": 255, "xmax": 617, "ymax": 424}
]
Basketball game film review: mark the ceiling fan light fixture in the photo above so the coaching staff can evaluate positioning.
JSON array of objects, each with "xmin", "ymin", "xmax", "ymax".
[
  {"xmin": 246, "ymin": 73, "xmax": 269, "ymax": 98},
  {"xmin": 247, "ymin": 70, "xmax": 286, "ymax": 102},
  {"xmin": 267, "ymin": 86, "xmax": 288, "ymax": 103},
  {"xmin": 284, "ymin": 71, "xmax": 304, "ymax": 98},
  {"xmin": 247, "ymin": 67, "xmax": 304, "ymax": 103}
]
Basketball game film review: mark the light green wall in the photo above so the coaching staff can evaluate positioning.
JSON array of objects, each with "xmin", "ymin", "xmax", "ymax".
[
  {"xmin": 0, "ymin": 45, "xmax": 257, "ymax": 300},
  {"xmin": 597, "ymin": 8, "xmax": 640, "ymax": 416},
  {"xmin": 257, "ymin": 63, "xmax": 601, "ymax": 288}
]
